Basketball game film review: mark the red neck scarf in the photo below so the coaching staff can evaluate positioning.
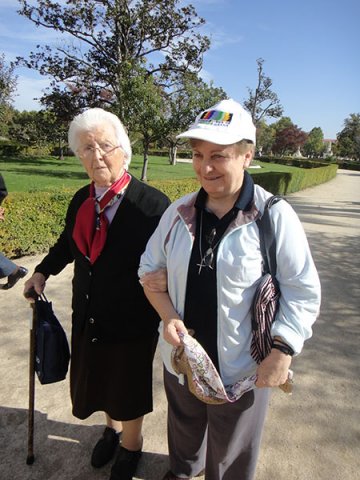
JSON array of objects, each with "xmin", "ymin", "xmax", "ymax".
[{"xmin": 72, "ymin": 171, "xmax": 131, "ymax": 264}]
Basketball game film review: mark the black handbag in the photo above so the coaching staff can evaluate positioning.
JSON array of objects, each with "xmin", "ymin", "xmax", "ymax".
[{"xmin": 34, "ymin": 294, "xmax": 70, "ymax": 384}]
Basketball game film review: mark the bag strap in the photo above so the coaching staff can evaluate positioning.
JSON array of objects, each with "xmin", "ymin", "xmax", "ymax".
[
  {"xmin": 41, "ymin": 293, "xmax": 49, "ymax": 303},
  {"xmin": 256, "ymin": 195, "xmax": 283, "ymax": 279}
]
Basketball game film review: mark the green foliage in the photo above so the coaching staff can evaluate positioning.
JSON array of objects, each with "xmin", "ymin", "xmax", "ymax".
[
  {"xmin": 17, "ymin": 0, "xmax": 210, "ymax": 125},
  {"xmin": 335, "ymin": 113, "xmax": 360, "ymax": 160},
  {"xmin": 5, "ymin": 110, "xmax": 64, "ymax": 154},
  {"xmin": 272, "ymin": 117, "xmax": 294, "ymax": 132},
  {"xmin": 0, "ymin": 162, "xmax": 338, "ymax": 258},
  {"xmin": 259, "ymin": 154, "xmax": 360, "ymax": 171},
  {"xmin": 0, "ymin": 54, "xmax": 17, "ymax": 137},
  {"xmin": 0, "ymin": 53, "xmax": 17, "ymax": 107},
  {"xmin": 0, "ymin": 140, "xmax": 25, "ymax": 156},
  {"xmin": 258, "ymin": 156, "xmax": 328, "ymax": 168},
  {"xmin": 335, "ymin": 159, "xmax": 360, "ymax": 171},
  {"xmin": 124, "ymin": 66, "xmax": 167, "ymax": 180},
  {"xmin": 162, "ymin": 74, "xmax": 227, "ymax": 163},
  {"xmin": 0, "ymin": 190, "xmax": 74, "ymax": 257},
  {"xmin": 256, "ymin": 120, "xmax": 275, "ymax": 154},
  {"xmin": 148, "ymin": 149, "xmax": 192, "ymax": 159},
  {"xmin": 303, "ymin": 127, "xmax": 325, "ymax": 157},
  {"xmin": 149, "ymin": 178, "xmax": 200, "ymax": 202},
  {"xmin": 0, "ymin": 152, "xmax": 338, "ymax": 258},
  {"xmin": 251, "ymin": 163, "xmax": 338, "ymax": 194}
]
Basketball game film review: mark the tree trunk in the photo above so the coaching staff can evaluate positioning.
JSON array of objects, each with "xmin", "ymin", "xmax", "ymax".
[
  {"xmin": 58, "ymin": 138, "xmax": 64, "ymax": 161},
  {"xmin": 169, "ymin": 144, "xmax": 177, "ymax": 165},
  {"xmin": 141, "ymin": 140, "xmax": 149, "ymax": 181}
]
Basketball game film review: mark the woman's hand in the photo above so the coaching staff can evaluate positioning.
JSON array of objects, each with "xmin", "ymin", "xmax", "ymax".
[
  {"xmin": 163, "ymin": 318, "xmax": 188, "ymax": 347},
  {"xmin": 142, "ymin": 284, "xmax": 185, "ymax": 346},
  {"xmin": 255, "ymin": 349, "xmax": 292, "ymax": 388},
  {"xmin": 0, "ymin": 207, "xmax": 4, "ymax": 221},
  {"xmin": 140, "ymin": 268, "xmax": 167, "ymax": 292},
  {"xmin": 23, "ymin": 272, "xmax": 46, "ymax": 302}
]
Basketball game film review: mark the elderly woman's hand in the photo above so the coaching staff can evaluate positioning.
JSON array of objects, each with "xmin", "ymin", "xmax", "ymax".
[
  {"xmin": 255, "ymin": 349, "xmax": 292, "ymax": 388},
  {"xmin": 163, "ymin": 318, "xmax": 188, "ymax": 347},
  {"xmin": 23, "ymin": 272, "xmax": 46, "ymax": 302},
  {"xmin": 140, "ymin": 268, "xmax": 168, "ymax": 292}
]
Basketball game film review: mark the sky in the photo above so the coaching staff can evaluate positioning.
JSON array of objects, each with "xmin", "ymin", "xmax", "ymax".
[{"xmin": 0, "ymin": 0, "xmax": 359, "ymax": 139}]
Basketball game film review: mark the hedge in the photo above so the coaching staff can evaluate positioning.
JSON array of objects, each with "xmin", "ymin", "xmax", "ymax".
[
  {"xmin": 251, "ymin": 163, "xmax": 338, "ymax": 195},
  {"xmin": 0, "ymin": 164, "xmax": 337, "ymax": 259},
  {"xmin": 1, "ymin": 190, "xmax": 74, "ymax": 258},
  {"xmin": 258, "ymin": 155, "xmax": 360, "ymax": 171}
]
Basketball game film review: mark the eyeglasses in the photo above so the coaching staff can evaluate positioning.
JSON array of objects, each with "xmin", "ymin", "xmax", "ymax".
[{"xmin": 77, "ymin": 142, "xmax": 121, "ymax": 160}]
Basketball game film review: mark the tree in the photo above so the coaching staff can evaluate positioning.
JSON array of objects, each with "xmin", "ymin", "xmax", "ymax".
[
  {"xmin": 8, "ymin": 110, "xmax": 51, "ymax": 150},
  {"xmin": 40, "ymin": 86, "xmax": 86, "ymax": 159},
  {"xmin": 272, "ymin": 116, "xmax": 294, "ymax": 132},
  {"xmin": 163, "ymin": 75, "xmax": 227, "ymax": 165},
  {"xmin": 244, "ymin": 58, "xmax": 283, "ymax": 125},
  {"xmin": 272, "ymin": 125, "xmax": 307, "ymax": 156},
  {"xmin": 0, "ymin": 53, "xmax": 17, "ymax": 107},
  {"xmin": 0, "ymin": 53, "xmax": 18, "ymax": 137},
  {"xmin": 335, "ymin": 113, "xmax": 360, "ymax": 160},
  {"xmin": 256, "ymin": 120, "xmax": 276, "ymax": 156},
  {"xmin": 17, "ymin": 0, "xmax": 210, "ymax": 125},
  {"xmin": 303, "ymin": 127, "xmax": 325, "ymax": 157},
  {"xmin": 124, "ymin": 67, "xmax": 167, "ymax": 181},
  {"xmin": 255, "ymin": 116, "xmax": 294, "ymax": 156}
]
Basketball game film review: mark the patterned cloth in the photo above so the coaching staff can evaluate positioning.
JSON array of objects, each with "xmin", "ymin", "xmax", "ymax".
[
  {"xmin": 172, "ymin": 333, "xmax": 293, "ymax": 404},
  {"xmin": 72, "ymin": 172, "xmax": 131, "ymax": 264}
]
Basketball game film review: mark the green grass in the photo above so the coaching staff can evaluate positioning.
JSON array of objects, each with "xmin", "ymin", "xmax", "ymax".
[{"xmin": 0, "ymin": 154, "xmax": 302, "ymax": 193}]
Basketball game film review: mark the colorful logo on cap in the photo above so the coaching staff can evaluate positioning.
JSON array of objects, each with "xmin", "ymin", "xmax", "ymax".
[{"xmin": 198, "ymin": 110, "xmax": 233, "ymax": 127}]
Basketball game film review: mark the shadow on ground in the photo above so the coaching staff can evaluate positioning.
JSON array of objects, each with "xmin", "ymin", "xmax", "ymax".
[{"xmin": 0, "ymin": 406, "xmax": 168, "ymax": 480}]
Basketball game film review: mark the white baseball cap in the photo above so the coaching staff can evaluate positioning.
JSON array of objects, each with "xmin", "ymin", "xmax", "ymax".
[{"xmin": 176, "ymin": 98, "xmax": 256, "ymax": 145}]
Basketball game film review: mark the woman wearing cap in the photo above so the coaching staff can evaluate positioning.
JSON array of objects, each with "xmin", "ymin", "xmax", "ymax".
[
  {"xmin": 24, "ymin": 108, "xmax": 170, "ymax": 480},
  {"xmin": 139, "ymin": 99, "xmax": 320, "ymax": 480}
]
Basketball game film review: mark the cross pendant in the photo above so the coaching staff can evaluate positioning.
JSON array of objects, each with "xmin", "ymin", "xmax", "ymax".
[{"xmin": 197, "ymin": 260, "xmax": 205, "ymax": 275}]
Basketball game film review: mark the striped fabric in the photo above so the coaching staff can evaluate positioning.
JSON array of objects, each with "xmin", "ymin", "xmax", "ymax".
[
  {"xmin": 250, "ymin": 273, "xmax": 280, "ymax": 364},
  {"xmin": 250, "ymin": 196, "xmax": 282, "ymax": 364}
]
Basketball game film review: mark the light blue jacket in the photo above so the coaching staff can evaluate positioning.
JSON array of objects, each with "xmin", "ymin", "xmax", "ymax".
[{"xmin": 139, "ymin": 185, "xmax": 321, "ymax": 385}]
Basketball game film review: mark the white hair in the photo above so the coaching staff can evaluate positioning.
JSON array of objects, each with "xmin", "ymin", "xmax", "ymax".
[{"xmin": 68, "ymin": 108, "xmax": 132, "ymax": 169}]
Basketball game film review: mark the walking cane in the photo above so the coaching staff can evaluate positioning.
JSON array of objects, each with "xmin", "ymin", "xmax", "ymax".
[{"xmin": 25, "ymin": 288, "xmax": 37, "ymax": 465}]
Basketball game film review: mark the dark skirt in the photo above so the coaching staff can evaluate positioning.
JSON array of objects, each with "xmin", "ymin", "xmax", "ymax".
[{"xmin": 70, "ymin": 328, "xmax": 158, "ymax": 421}]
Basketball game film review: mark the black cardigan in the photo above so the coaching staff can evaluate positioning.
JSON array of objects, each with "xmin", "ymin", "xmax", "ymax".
[{"xmin": 35, "ymin": 177, "xmax": 170, "ymax": 342}]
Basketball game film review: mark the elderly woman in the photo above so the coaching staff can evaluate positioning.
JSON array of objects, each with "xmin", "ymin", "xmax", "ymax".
[
  {"xmin": 139, "ymin": 99, "xmax": 321, "ymax": 480},
  {"xmin": 24, "ymin": 108, "xmax": 170, "ymax": 480}
]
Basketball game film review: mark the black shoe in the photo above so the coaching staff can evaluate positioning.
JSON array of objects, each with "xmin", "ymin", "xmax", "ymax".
[
  {"xmin": 1, "ymin": 266, "xmax": 28, "ymax": 290},
  {"xmin": 109, "ymin": 446, "xmax": 142, "ymax": 480},
  {"xmin": 91, "ymin": 426, "xmax": 121, "ymax": 468}
]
